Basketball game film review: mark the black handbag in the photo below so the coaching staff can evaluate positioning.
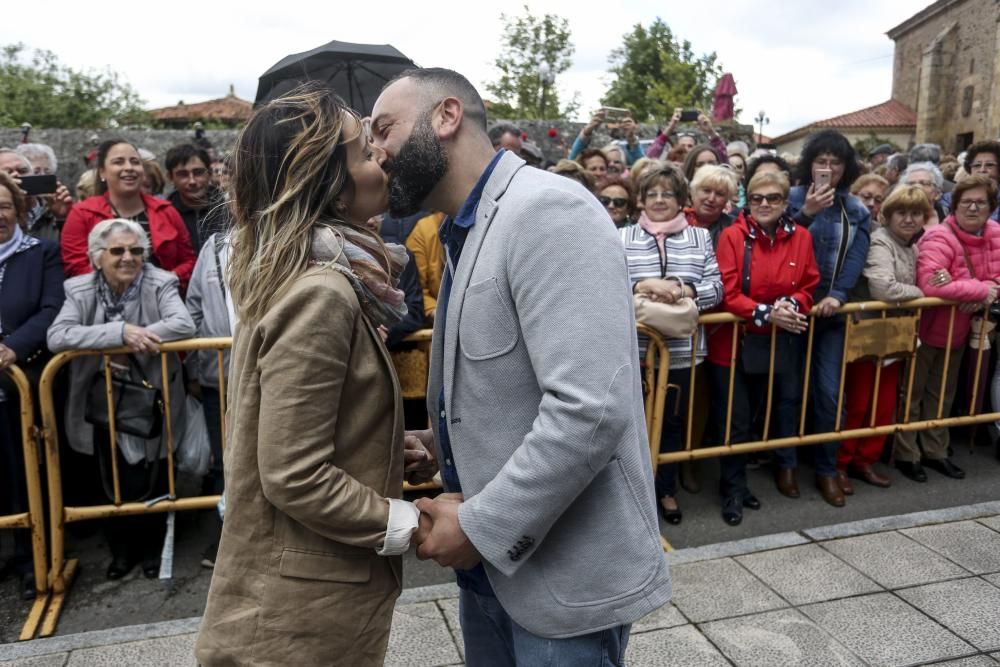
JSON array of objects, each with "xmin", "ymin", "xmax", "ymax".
[
  {"xmin": 738, "ymin": 235, "xmax": 797, "ymax": 375},
  {"xmin": 85, "ymin": 355, "xmax": 164, "ymax": 439}
]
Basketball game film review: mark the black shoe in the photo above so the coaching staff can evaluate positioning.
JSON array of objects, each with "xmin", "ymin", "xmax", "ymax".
[
  {"xmin": 106, "ymin": 555, "xmax": 137, "ymax": 580},
  {"xmin": 742, "ymin": 492, "xmax": 761, "ymax": 511},
  {"xmin": 659, "ymin": 498, "xmax": 682, "ymax": 526},
  {"xmin": 201, "ymin": 542, "xmax": 219, "ymax": 569},
  {"xmin": 722, "ymin": 495, "xmax": 743, "ymax": 526},
  {"xmin": 141, "ymin": 558, "xmax": 160, "ymax": 579},
  {"xmin": 20, "ymin": 572, "xmax": 36, "ymax": 601},
  {"xmin": 923, "ymin": 458, "xmax": 966, "ymax": 479},
  {"xmin": 895, "ymin": 460, "xmax": 927, "ymax": 483}
]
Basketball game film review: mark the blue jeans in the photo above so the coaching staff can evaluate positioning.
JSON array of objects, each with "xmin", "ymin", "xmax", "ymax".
[
  {"xmin": 459, "ymin": 588, "xmax": 630, "ymax": 666},
  {"xmin": 775, "ymin": 317, "xmax": 841, "ymax": 476}
]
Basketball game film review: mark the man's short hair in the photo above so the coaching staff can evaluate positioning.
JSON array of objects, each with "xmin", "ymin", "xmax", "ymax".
[
  {"xmin": 386, "ymin": 68, "xmax": 488, "ymax": 131},
  {"xmin": 887, "ymin": 153, "xmax": 909, "ymax": 173},
  {"xmin": 909, "ymin": 143, "xmax": 941, "ymax": 165},
  {"xmin": 165, "ymin": 143, "xmax": 211, "ymax": 174},
  {"xmin": 488, "ymin": 123, "xmax": 521, "ymax": 148},
  {"xmin": 868, "ymin": 143, "xmax": 894, "ymax": 159}
]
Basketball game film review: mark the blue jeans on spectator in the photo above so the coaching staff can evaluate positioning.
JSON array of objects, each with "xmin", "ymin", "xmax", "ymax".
[
  {"xmin": 654, "ymin": 367, "xmax": 693, "ymax": 500},
  {"xmin": 775, "ymin": 317, "xmax": 841, "ymax": 476},
  {"xmin": 201, "ymin": 386, "xmax": 224, "ymax": 495},
  {"xmin": 459, "ymin": 588, "xmax": 630, "ymax": 666}
]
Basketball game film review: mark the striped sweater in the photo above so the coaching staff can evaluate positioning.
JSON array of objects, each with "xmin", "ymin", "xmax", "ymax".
[{"xmin": 620, "ymin": 223, "xmax": 723, "ymax": 367}]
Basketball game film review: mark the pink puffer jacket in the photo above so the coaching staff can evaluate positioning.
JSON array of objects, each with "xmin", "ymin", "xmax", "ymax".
[{"xmin": 916, "ymin": 216, "xmax": 1000, "ymax": 348}]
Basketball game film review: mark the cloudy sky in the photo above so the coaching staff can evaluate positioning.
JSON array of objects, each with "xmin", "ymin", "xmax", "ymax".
[{"xmin": 3, "ymin": 0, "xmax": 929, "ymax": 136}]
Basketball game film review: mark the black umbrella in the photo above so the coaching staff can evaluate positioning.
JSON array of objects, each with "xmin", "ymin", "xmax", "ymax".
[{"xmin": 255, "ymin": 40, "xmax": 416, "ymax": 116}]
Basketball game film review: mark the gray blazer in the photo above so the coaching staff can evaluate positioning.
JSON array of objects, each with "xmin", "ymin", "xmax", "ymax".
[{"xmin": 430, "ymin": 151, "xmax": 671, "ymax": 638}]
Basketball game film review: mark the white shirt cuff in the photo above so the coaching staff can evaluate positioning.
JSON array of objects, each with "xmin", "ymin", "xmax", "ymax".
[{"xmin": 376, "ymin": 499, "xmax": 420, "ymax": 556}]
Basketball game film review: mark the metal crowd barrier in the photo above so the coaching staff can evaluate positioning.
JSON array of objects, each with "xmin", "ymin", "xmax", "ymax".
[
  {"xmin": 1, "ymin": 365, "xmax": 49, "ymax": 640},
  {"xmin": 35, "ymin": 338, "xmax": 231, "ymax": 638}
]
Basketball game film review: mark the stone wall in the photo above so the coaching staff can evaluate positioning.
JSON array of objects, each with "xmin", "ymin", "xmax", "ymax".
[{"xmin": 891, "ymin": 0, "xmax": 1000, "ymax": 150}]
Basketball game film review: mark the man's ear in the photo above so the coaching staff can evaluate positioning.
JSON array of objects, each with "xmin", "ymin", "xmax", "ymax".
[{"xmin": 436, "ymin": 97, "xmax": 464, "ymax": 140}]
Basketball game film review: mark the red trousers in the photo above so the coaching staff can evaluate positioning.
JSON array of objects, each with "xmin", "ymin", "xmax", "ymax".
[{"xmin": 838, "ymin": 360, "xmax": 901, "ymax": 469}]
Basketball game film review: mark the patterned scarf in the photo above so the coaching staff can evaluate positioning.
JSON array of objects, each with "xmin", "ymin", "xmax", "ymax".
[
  {"xmin": 96, "ymin": 268, "xmax": 145, "ymax": 322},
  {"xmin": 311, "ymin": 224, "xmax": 409, "ymax": 328}
]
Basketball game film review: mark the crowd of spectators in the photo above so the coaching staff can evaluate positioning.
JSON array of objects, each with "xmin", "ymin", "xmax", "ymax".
[{"xmin": 2, "ymin": 109, "xmax": 1000, "ymax": 603}]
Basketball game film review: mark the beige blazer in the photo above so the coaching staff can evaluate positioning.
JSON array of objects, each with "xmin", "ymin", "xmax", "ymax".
[{"xmin": 195, "ymin": 267, "xmax": 404, "ymax": 667}]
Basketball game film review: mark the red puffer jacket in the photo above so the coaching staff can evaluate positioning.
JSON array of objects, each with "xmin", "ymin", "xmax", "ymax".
[
  {"xmin": 708, "ymin": 211, "xmax": 820, "ymax": 367},
  {"xmin": 61, "ymin": 193, "xmax": 197, "ymax": 291}
]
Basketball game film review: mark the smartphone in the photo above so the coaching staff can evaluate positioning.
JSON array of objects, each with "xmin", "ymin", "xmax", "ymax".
[
  {"xmin": 19, "ymin": 174, "xmax": 57, "ymax": 196},
  {"xmin": 814, "ymin": 169, "xmax": 832, "ymax": 189},
  {"xmin": 599, "ymin": 106, "xmax": 631, "ymax": 121},
  {"xmin": 679, "ymin": 109, "xmax": 699, "ymax": 122}
]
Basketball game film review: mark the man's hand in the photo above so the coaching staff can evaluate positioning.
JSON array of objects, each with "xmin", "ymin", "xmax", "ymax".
[
  {"xmin": 814, "ymin": 296, "xmax": 842, "ymax": 318},
  {"xmin": 46, "ymin": 183, "xmax": 73, "ymax": 219},
  {"xmin": 414, "ymin": 496, "xmax": 481, "ymax": 570},
  {"xmin": 404, "ymin": 430, "xmax": 438, "ymax": 485},
  {"xmin": 0, "ymin": 343, "xmax": 17, "ymax": 371},
  {"xmin": 123, "ymin": 323, "xmax": 162, "ymax": 353}
]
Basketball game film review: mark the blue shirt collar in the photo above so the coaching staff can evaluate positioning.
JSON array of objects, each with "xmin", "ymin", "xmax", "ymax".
[{"xmin": 453, "ymin": 149, "xmax": 506, "ymax": 229}]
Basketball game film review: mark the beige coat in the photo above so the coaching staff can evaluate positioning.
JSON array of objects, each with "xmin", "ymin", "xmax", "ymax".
[
  {"xmin": 855, "ymin": 225, "xmax": 924, "ymax": 304},
  {"xmin": 195, "ymin": 267, "xmax": 404, "ymax": 667}
]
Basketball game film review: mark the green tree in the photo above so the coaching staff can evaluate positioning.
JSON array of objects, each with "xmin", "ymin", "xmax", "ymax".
[
  {"xmin": 486, "ymin": 6, "xmax": 577, "ymax": 120},
  {"xmin": 0, "ymin": 43, "xmax": 148, "ymax": 128},
  {"xmin": 602, "ymin": 19, "xmax": 724, "ymax": 123}
]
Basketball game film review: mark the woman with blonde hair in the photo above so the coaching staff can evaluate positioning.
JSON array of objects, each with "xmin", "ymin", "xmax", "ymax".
[
  {"xmin": 686, "ymin": 164, "xmax": 739, "ymax": 247},
  {"xmin": 196, "ymin": 83, "xmax": 435, "ymax": 666}
]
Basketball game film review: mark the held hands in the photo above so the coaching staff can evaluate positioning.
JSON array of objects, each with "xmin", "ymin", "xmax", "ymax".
[
  {"xmin": 771, "ymin": 301, "xmax": 808, "ymax": 333},
  {"xmin": 122, "ymin": 324, "xmax": 162, "ymax": 353},
  {"xmin": 412, "ymin": 493, "xmax": 481, "ymax": 570},
  {"xmin": 403, "ymin": 429, "xmax": 438, "ymax": 485},
  {"xmin": 636, "ymin": 278, "xmax": 683, "ymax": 304},
  {"xmin": 803, "ymin": 183, "xmax": 835, "ymax": 218}
]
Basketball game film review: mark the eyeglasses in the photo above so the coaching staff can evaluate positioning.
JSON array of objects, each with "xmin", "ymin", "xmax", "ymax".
[
  {"xmin": 599, "ymin": 196, "xmax": 628, "ymax": 208},
  {"xmin": 645, "ymin": 190, "xmax": 677, "ymax": 201},
  {"xmin": 957, "ymin": 200, "xmax": 990, "ymax": 210},
  {"xmin": 907, "ymin": 179, "xmax": 936, "ymax": 189},
  {"xmin": 105, "ymin": 246, "xmax": 145, "ymax": 257},
  {"xmin": 748, "ymin": 193, "xmax": 785, "ymax": 205},
  {"xmin": 173, "ymin": 168, "xmax": 209, "ymax": 179},
  {"xmin": 970, "ymin": 162, "xmax": 998, "ymax": 171}
]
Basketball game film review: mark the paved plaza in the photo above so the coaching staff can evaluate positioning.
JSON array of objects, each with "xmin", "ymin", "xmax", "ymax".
[{"xmin": 2, "ymin": 501, "xmax": 1000, "ymax": 666}]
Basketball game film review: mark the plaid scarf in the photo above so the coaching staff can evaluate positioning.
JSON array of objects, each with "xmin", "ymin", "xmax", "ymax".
[{"xmin": 95, "ymin": 268, "xmax": 145, "ymax": 322}]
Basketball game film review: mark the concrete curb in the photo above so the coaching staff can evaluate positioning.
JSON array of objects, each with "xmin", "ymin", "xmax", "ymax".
[{"xmin": 0, "ymin": 617, "xmax": 201, "ymax": 661}]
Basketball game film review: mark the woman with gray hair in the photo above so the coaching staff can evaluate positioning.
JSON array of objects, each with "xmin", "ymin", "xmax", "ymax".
[
  {"xmin": 47, "ymin": 217, "xmax": 195, "ymax": 581},
  {"xmin": 901, "ymin": 161, "xmax": 945, "ymax": 227}
]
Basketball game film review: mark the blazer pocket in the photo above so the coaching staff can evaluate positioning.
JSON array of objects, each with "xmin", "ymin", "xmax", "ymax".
[
  {"xmin": 459, "ymin": 277, "xmax": 519, "ymax": 360},
  {"xmin": 277, "ymin": 548, "xmax": 371, "ymax": 583}
]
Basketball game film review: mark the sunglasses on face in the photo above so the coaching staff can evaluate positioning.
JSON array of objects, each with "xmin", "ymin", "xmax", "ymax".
[
  {"xmin": 106, "ymin": 246, "xmax": 145, "ymax": 257},
  {"xmin": 599, "ymin": 196, "xmax": 628, "ymax": 208},
  {"xmin": 748, "ymin": 194, "xmax": 785, "ymax": 205}
]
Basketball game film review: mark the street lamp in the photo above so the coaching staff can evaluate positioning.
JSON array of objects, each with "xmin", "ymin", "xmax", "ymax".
[
  {"xmin": 755, "ymin": 110, "xmax": 770, "ymax": 145},
  {"xmin": 538, "ymin": 63, "xmax": 555, "ymax": 120}
]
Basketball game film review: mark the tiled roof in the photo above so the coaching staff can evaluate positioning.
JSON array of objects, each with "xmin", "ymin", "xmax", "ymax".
[
  {"xmin": 813, "ymin": 99, "xmax": 916, "ymax": 129},
  {"xmin": 149, "ymin": 87, "xmax": 253, "ymax": 123}
]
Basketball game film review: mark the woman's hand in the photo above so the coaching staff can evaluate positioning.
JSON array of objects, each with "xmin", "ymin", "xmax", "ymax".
[
  {"xmin": 0, "ymin": 343, "xmax": 16, "ymax": 370},
  {"xmin": 928, "ymin": 269, "xmax": 952, "ymax": 288},
  {"xmin": 47, "ymin": 183, "xmax": 73, "ymax": 219},
  {"xmin": 665, "ymin": 108, "xmax": 682, "ymax": 134},
  {"xmin": 123, "ymin": 324, "xmax": 162, "ymax": 354},
  {"xmin": 814, "ymin": 296, "xmax": 842, "ymax": 318},
  {"xmin": 636, "ymin": 279, "xmax": 681, "ymax": 304},
  {"xmin": 696, "ymin": 112, "xmax": 717, "ymax": 138},
  {"xmin": 803, "ymin": 183, "xmax": 835, "ymax": 218},
  {"xmin": 583, "ymin": 109, "xmax": 605, "ymax": 137},
  {"xmin": 770, "ymin": 302, "xmax": 808, "ymax": 334},
  {"xmin": 621, "ymin": 116, "xmax": 637, "ymax": 142}
]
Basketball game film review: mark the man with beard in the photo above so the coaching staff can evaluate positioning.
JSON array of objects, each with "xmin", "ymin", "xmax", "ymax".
[
  {"xmin": 371, "ymin": 68, "xmax": 670, "ymax": 665},
  {"xmin": 165, "ymin": 144, "xmax": 226, "ymax": 251}
]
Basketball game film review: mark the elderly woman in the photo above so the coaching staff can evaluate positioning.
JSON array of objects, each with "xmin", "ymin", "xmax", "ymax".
[
  {"xmin": 709, "ymin": 171, "xmax": 820, "ymax": 525},
  {"xmin": 599, "ymin": 176, "xmax": 636, "ymax": 228},
  {"xmin": 787, "ymin": 129, "xmax": 871, "ymax": 508},
  {"xmin": 0, "ymin": 149, "xmax": 73, "ymax": 244},
  {"xmin": 894, "ymin": 176, "xmax": 1000, "ymax": 482},
  {"xmin": 838, "ymin": 186, "xmax": 935, "ymax": 493},
  {"xmin": 851, "ymin": 174, "xmax": 890, "ymax": 223},
  {"xmin": 602, "ymin": 143, "xmax": 629, "ymax": 178},
  {"xmin": 901, "ymin": 161, "xmax": 945, "ymax": 227},
  {"xmin": 576, "ymin": 148, "xmax": 609, "ymax": 189},
  {"xmin": 0, "ymin": 171, "xmax": 64, "ymax": 599},
  {"xmin": 47, "ymin": 218, "xmax": 196, "ymax": 580},
  {"xmin": 686, "ymin": 165, "xmax": 739, "ymax": 247},
  {"xmin": 621, "ymin": 163, "xmax": 723, "ymax": 525}
]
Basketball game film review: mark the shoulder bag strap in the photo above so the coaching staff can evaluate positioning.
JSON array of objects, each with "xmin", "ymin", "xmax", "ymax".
[
  {"xmin": 741, "ymin": 235, "xmax": 753, "ymax": 296},
  {"xmin": 212, "ymin": 235, "xmax": 228, "ymax": 301}
]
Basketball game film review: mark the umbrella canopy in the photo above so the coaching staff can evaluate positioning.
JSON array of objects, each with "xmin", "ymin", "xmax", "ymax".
[{"xmin": 255, "ymin": 40, "xmax": 416, "ymax": 116}]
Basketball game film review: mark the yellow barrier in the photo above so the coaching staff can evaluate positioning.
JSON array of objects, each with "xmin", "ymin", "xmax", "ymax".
[
  {"xmin": 1, "ymin": 365, "xmax": 49, "ymax": 640},
  {"xmin": 36, "ymin": 338, "xmax": 231, "ymax": 638}
]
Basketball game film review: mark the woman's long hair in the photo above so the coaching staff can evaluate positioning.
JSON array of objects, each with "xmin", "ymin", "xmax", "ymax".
[{"xmin": 227, "ymin": 82, "xmax": 365, "ymax": 325}]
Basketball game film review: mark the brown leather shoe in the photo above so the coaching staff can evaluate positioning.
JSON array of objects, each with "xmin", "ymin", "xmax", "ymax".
[
  {"xmin": 834, "ymin": 470, "xmax": 855, "ymax": 495},
  {"xmin": 775, "ymin": 468, "xmax": 800, "ymax": 498},
  {"xmin": 849, "ymin": 464, "xmax": 891, "ymax": 488},
  {"xmin": 816, "ymin": 474, "xmax": 846, "ymax": 507}
]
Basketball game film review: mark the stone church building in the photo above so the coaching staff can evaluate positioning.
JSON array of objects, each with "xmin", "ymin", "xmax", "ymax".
[{"xmin": 889, "ymin": 0, "xmax": 1000, "ymax": 152}]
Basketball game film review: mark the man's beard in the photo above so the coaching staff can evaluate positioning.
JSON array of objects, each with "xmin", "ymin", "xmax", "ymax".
[{"xmin": 386, "ymin": 113, "xmax": 448, "ymax": 217}]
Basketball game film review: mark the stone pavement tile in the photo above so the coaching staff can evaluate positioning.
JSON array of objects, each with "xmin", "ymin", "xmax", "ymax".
[
  {"xmin": 700, "ymin": 608, "xmax": 864, "ymax": 667},
  {"xmin": 897, "ymin": 577, "xmax": 1000, "ymax": 651},
  {"xmin": 625, "ymin": 625, "xmax": 729, "ymax": 667},
  {"xmin": 0, "ymin": 656, "xmax": 69, "ymax": 667},
  {"xmin": 800, "ymin": 592, "xmax": 974, "ymax": 666},
  {"xmin": 670, "ymin": 558, "xmax": 786, "ymax": 623},
  {"xmin": 385, "ymin": 601, "xmax": 461, "ymax": 667},
  {"xmin": 436, "ymin": 598, "xmax": 464, "ymax": 660},
  {"xmin": 987, "ymin": 574, "xmax": 1000, "ymax": 589},
  {"xmin": 632, "ymin": 603, "xmax": 688, "ymax": 634},
  {"xmin": 735, "ymin": 544, "xmax": 881, "ymax": 606},
  {"xmin": 65, "ymin": 633, "xmax": 196, "ymax": 666},
  {"xmin": 820, "ymin": 531, "xmax": 968, "ymax": 589},
  {"xmin": 979, "ymin": 515, "xmax": 1000, "ymax": 533},
  {"xmin": 902, "ymin": 521, "xmax": 1000, "ymax": 574},
  {"xmin": 933, "ymin": 656, "xmax": 1000, "ymax": 666}
]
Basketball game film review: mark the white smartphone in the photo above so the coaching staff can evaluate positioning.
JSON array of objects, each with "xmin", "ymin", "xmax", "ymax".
[{"xmin": 815, "ymin": 168, "xmax": 832, "ymax": 189}]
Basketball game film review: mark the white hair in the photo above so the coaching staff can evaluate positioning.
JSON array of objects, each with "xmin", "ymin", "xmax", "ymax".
[
  {"xmin": 903, "ymin": 161, "xmax": 944, "ymax": 189},
  {"xmin": 87, "ymin": 218, "xmax": 150, "ymax": 268},
  {"xmin": 16, "ymin": 143, "xmax": 58, "ymax": 174},
  {"xmin": 0, "ymin": 148, "xmax": 32, "ymax": 172}
]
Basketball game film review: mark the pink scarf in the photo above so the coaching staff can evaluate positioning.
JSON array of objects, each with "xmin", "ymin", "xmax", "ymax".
[{"xmin": 638, "ymin": 211, "xmax": 688, "ymax": 245}]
